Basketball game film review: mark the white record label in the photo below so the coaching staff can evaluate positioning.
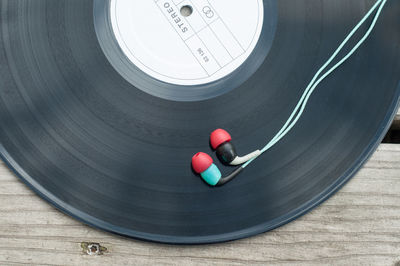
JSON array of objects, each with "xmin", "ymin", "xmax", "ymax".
[{"xmin": 110, "ymin": 0, "xmax": 264, "ymax": 86}]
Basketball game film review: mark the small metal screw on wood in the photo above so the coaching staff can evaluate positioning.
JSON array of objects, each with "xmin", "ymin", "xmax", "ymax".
[{"xmin": 81, "ymin": 242, "xmax": 107, "ymax": 255}]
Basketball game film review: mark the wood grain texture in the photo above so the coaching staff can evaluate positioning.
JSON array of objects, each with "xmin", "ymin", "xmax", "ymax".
[{"xmin": 0, "ymin": 142, "xmax": 399, "ymax": 265}]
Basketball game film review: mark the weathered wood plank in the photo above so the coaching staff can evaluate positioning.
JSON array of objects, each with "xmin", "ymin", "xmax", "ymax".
[{"xmin": 0, "ymin": 144, "xmax": 399, "ymax": 265}]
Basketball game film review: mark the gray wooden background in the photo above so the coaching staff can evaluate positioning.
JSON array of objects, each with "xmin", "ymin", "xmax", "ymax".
[{"xmin": 0, "ymin": 109, "xmax": 399, "ymax": 265}]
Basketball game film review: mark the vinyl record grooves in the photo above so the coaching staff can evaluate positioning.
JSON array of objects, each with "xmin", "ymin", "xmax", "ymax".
[{"xmin": 0, "ymin": 0, "xmax": 399, "ymax": 244}]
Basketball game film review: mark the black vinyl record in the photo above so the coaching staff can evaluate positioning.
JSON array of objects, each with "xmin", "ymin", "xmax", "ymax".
[{"xmin": 0, "ymin": 0, "xmax": 399, "ymax": 244}]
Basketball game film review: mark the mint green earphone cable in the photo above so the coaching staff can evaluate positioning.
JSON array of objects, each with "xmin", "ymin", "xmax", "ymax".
[{"xmin": 243, "ymin": 0, "xmax": 388, "ymax": 168}]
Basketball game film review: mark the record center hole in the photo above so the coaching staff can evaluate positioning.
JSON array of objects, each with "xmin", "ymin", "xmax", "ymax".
[{"xmin": 180, "ymin": 5, "xmax": 193, "ymax": 17}]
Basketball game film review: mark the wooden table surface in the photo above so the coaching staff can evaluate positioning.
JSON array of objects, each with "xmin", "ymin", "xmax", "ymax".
[{"xmin": 0, "ymin": 109, "xmax": 399, "ymax": 266}]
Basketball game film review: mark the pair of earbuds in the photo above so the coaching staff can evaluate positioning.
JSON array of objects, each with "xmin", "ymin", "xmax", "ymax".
[{"xmin": 191, "ymin": 129, "xmax": 261, "ymax": 186}]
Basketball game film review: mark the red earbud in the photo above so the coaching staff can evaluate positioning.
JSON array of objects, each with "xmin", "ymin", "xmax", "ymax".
[
  {"xmin": 210, "ymin": 129, "xmax": 232, "ymax": 150},
  {"xmin": 210, "ymin": 129, "xmax": 261, "ymax": 165}
]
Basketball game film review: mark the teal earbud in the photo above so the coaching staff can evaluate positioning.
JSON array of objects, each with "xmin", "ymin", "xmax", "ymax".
[
  {"xmin": 192, "ymin": 152, "xmax": 243, "ymax": 187},
  {"xmin": 191, "ymin": 152, "xmax": 221, "ymax": 186}
]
